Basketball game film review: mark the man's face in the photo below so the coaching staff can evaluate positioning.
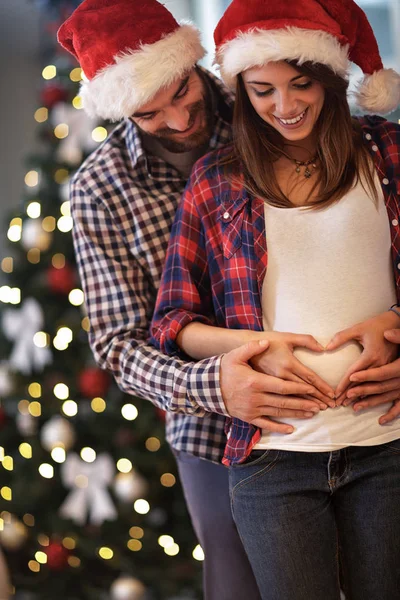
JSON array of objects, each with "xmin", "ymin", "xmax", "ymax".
[{"xmin": 131, "ymin": 69, "xmax": 214, "ymax": 152}]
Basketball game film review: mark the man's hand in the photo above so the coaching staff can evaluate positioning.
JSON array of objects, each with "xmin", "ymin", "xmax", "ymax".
[
  {"xmin": 220, "ymin": 340, "xmax": 324, "ymax": 433},
  {"xmin": 326, "ymin": 311, "xmax": 400, "ymax": 402},
  {"xmin": 340, "ymin": 328, "xmax": 400, "ymax": 424}
]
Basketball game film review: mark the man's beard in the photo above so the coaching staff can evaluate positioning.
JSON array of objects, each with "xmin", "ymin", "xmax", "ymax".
[{"xmin": 140, "ymin": 93, "xmax": 214, "ymax": 153}]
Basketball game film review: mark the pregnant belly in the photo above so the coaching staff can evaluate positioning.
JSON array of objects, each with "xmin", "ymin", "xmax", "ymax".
[{"xmin": 293, "ymin": 340, "xmax": 363, "ymax": 388}]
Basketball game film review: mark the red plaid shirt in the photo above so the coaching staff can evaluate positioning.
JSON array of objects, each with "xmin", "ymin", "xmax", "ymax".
[{"xmin": 151, "ymin": 116, "xmax": 400, "ymax": 465}]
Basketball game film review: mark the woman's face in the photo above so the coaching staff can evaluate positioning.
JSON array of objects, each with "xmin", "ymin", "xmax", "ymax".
[{"xmin": 242, "ymin": 61, "xmax": 325, "ymax": 148}]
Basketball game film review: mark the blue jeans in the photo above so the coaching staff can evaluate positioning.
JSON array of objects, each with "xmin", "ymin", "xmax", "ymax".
[
  {"xmin": 229, "ymin": 440, "xmax": 400, "ymax": 600},
  {"xmin": 174, "ymin": 450, "xmax": 261, "ymax": 600}
]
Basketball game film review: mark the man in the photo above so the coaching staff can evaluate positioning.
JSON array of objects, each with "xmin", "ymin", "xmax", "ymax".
[{"xmin": 57, "ymin": 0, "xmax": 400, "ymax": 597}]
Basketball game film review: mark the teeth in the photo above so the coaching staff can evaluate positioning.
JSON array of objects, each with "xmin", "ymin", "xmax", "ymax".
[{"xmin": 278, "ymin": 110, "xmax": 306, "ymax": 125}]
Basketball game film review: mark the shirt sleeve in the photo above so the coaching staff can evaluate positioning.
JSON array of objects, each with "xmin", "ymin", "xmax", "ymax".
[
  {"xmin": 70, "ymin": 176, "xmax": 229, "ymax": 418},
  {"xmin": 151, "ymin": 175, "xmax": 217, "ymax": 354}
]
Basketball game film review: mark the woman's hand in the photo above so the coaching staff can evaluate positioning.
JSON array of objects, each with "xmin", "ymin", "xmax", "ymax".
[
  {"xmin": 338, "ymin": 328, "xmax": 400, "ymax": 423},
  {"xmin": 251, "ymin": 332, "xmax": 336, "ymax": 407},
  {"xmin": 326, "ymin": 311, "xmax": 400, "ymax": 403}
]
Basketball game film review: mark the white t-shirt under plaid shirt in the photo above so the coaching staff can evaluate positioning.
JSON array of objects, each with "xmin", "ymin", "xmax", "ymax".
[{"xmin": 70, "ymin": 68, "xmax": 233, "ymax": 463}]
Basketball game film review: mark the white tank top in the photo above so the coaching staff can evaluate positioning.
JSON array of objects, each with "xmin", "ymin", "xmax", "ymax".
[{"xmin": 255, "ymin": 179, "xmax": 400, "ymax": 451}]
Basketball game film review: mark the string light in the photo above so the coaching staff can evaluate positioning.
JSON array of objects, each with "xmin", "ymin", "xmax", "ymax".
[
  {"xmin": 7, "ymin": 224, "xmax": 22, "ymax": 242},
  {"xmin": 62, "ymin": 400, "xmax": 78, "ymax": 417},
  {"xmin": 54, "ymin": 124, "xmax": 69, "ymax": 139},
  {"xmin": 18, "ymin": 400, "xmax": 30, "ymax": 415},
  {"xmin": 35, "ymin": 551, "xmax": 47, "ymax": 564},
  {"xmin": 42, "ymin": 216, "xmax": 56, "ymax": 232},
  {"xmin": 22, "ymin": 514, "xmax": 35, "ymax": 527},
  {"xmin": 28, "ymin": 383, "xmax": 41, "ymax": 398},
  {"xmin": 145, "ymin": 437, "xmax": 161, "ymax": 452},
  {"xmin": 60, "ymin": 201, "xmax": 71, "ymax": 216},
  {"xmin": 91, "ymin": 397, "xmax": 106, "ymax": 413},
  {"xmin": 158, "ymin": 535, "xmax": 174, "ymax": 548},
  {"xmin": 129, "ymin": 526, "xmax": 144, "ymax": 539},
  {"xmin": 51, "ymin": 448, "xmax": 66, "ymax": 463},
  {"xmin": 1, "ymin": 258, "xmax": 13, "ymax": 273},
  {"xmin": 81, "ymin": 316, "xmax": 90, "ymax": 332},
  {"xmin": 57, "ymin": 215, "xmax": 73, "ymax": 232},
  {"xmin": 1, "ymin": 487, "xmax": 12, "ymax": 501},
  {"xmin": 69, "ymin": 288, "xmax": 84, "ymax": 306},
  {"xmin": 2, "ymin": 457, "xmax": 13, "ymax": 471},
  {"xmin": 92, "ymin": 127, "xmax": 108, "ymax": 142},
  {"xmin": 25, "ymin": 171, "xmax": 39, "ymax": 187},
  {"xmin": 127, "ymin": 539, "xmax": 142, "ymax": 552},
  {"xmin": 27, "ymin": 249, "xmax": 41, "ymax": 264},
  {"xmin": 27, "ymin": 202, "xmax": 41, "ymax": 218},
  {"xmin": 192, "ymin": 545, "xmax": 205, "ymax": 561},
  {"xmin": 81, "ymin": 447, "xmax": 96, "ymax": 463},
  {"xmin": 62, "ymin": 537, "xmax": 76, "ymax": 550},
  {"xmin": 19, "ymin": 443, "xmax": 32, "ymax": 459},
  {"xmin": 98, "ymin": 547, "xmax": 113, "ymax": 560},
  {"xmin": 34, "ymin": 107, "xmax": 48, "ymax": 123},
  {"xmin": 33, "ymin": 332, "xmax": 49, "ymax": 348},
  {"xmin": 69, "ymin": 67, "xmax": 82, "ymax": 82},
  {"xmin": 42, "ymin": 65, "xmax": 56, "ymax": 80},
  {"xmin": 28, "ymin": 560, "xmax": 40, "ymax": 572},
  {"xmin": 116, "ymin": 459, "xmax": 132, "ymax": 473},
  {"xmin": 164, "ymin": 543, "xmax": 180, "ymax": 556},
  {"xmin": 38, "ymin": 534, "xmax": 50, "ymax": 546},
  {"xmin": 133, "ymin": 499, "xmax": 150, "ymax": 515},
  {"xmin": 121, "ymin": 403, "xmax": 138, "ymax": 421},
  {"xmin": 28, "ymin": 402, "xmax": 41, "ymax": 417},
  {"xmin": 160, "ymin": 473, "xmax": 176, "ymax": 487},
  {"xmin": 54, "ymin": 169, "xmax": 69, "ymax": 184},
  {"xmin": 72, "ymin": 96, "xmax": 83, "ymax": 110},
  {"xmin": 53, "ymin": 383, "xmax": 69, "ymax": 400},
  {"xmin": 38, "ymin": 464, "xmax": 54, "ymax": 479},
  {"xmin": 52, "ymin": 253, "xmax": 65, "ymax": 268}
]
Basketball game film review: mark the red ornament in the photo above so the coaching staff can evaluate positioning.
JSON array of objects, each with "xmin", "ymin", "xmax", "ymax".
[
  {"xmin": 47, "ymin": 264, "xmax": 76, "ymax": 295},
  {"xmin": 155, "ymin": 407, "xmax": 166, "ymax": 422},
  {"xmin": 45, "ymin": 542, "xmax": 70, "ymax": 571},
  {"xmin": 41, "ymin": 84, "xmax": 69, "ymax": 109},
  {"xmin": 78, "ymin": 367, "xmax": 111, "ymax": 398}
]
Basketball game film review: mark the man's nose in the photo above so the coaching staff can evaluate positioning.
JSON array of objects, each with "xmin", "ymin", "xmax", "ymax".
[{"xmin": 165, "ymin": 107, "xmax": 190, "ymax": 131}]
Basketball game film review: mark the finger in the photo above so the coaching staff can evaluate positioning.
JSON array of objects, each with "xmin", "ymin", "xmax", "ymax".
[
  {"xmin": 384, "ymin": 329, "xmax": 400, "ymax": 344},
  {"xmin": 335, "ymin": 354, "xmax": 372, "ymax": 397},
  {"xmin": 261, "ymin": 393, "xmax": 320, "ymax": 413},
  {"xmin": 251, "ymin": 416, "xmax": 294, "ymax": 433},
  {"xmin": 352, "ymin": 389, "xmax": 400, "ymax": 412},
  {"xmin": 344, "ymin": 378, "xmax": 400, "ymax": 403},
  {"xmin": 350, "ymin": 359, "xmax": 400, "ymax": 383},
  {"xmin": 286, "ymin": 372, "xmax": 330, "ymax": 407},
  {"xmin": 290, "ymin": 334, "xmax": 324, "ymax": 352},
  {"xmin": 325, "ymin": 327, "xmax": 359, "ymax": 351},
  {"xmin": 379, "ymin": 400, "xmax": 400, "ymax": 425},
  {"xmin": 256, "ymin": 374, "xmax": 317, "ymax": 398},
  {"xmin": 257, "ymin": 406, "xmax": 317, "ymax": 419},
  {"xmin": 291, "ymin": 359, "xmax": 335, "ymax": 405},
  {"xmin": 234, "ymin": 339, "xmax": 270, "ymax": 363},
  {"xmin": 303, "ymin": 394, "xmax": 328, "ymax": 410}
]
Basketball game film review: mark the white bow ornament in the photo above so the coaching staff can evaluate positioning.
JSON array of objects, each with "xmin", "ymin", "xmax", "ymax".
[
  {"xmin": 60, "ymin": 453, "xmax": 117, "ymax": 525},
  {"xmin": 2, "ymin": 298, "xmax": 52, "ymax": 375}
]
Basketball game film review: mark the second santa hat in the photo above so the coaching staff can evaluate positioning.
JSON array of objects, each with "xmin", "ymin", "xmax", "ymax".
[{"xmin": 214, "ymin": 0, "xmax": 400, "ymax": 115}]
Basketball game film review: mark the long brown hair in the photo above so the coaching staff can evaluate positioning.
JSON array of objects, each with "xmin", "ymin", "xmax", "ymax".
[{"xmin": 222, "ymin": 61, "xmax": 378, "ymax": 209}]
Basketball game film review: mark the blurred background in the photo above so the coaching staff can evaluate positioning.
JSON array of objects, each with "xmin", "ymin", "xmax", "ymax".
[{"xmin": 0, "ymin": 1, "xmax": 398, "ymax": 599}]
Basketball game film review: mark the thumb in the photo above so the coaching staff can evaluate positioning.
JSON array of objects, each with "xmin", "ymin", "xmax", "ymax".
[
  {"xmin": 234, "ymin": 339, "xmax": 269, "ymax": 363},
  {"xmin": 384, "ymin": 328, "xmax": 400, "ymax": 343}
]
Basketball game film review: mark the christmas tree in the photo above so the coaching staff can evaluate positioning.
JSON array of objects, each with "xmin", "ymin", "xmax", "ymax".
[{"xmin": 0, "ymin": 2, "xmax": 202, "ymax": 598}]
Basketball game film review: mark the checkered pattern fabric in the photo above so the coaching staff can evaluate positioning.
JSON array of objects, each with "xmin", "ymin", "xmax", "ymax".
[
  {"xmin": 151, "ymin": 115, "xmax": 400, "ymax": 465},
  {"xmin": 70, "ymin": 68, "xmax": 234, "ymax": 463}
]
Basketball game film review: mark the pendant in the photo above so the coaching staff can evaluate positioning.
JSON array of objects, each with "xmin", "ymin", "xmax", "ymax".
[
  {"xmin": 296, "ymin": 166, "xmax": 301, "ymax": 173},
  {"xmin": 304, "ymin": 167, "xmax": 311, "ymax": 178}
]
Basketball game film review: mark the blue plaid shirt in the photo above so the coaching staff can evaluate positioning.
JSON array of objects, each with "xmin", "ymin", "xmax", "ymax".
[
  {"xmin": 70, "ymin": 68, "xmax": 234, "ymax": 463},
  {"xmin": 151, "ymin": 116, "xmax": 400, "ymax": 465}
]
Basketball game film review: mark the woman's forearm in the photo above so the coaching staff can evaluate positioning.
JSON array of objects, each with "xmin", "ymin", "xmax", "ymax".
[{"xmin": 176, "ymin": 322, "xmax": 263, "ymax": 359}]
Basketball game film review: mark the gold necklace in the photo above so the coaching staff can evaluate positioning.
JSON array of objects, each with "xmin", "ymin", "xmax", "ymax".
[{"xmin": 293, "ymin": 155, "xmax": 318, "ymax": 179}]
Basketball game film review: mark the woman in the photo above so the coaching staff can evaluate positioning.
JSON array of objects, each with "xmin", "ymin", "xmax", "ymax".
[{"xmin": 151, "ymin": 1, "xmax": 400, "ymax": 598}]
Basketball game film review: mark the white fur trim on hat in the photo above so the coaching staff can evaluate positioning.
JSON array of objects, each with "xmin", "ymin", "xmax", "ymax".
[
  {"xmin": 354, "ymin": 68, "xmax": 400, "ymax": 115},
  {"xmin": 80, "ymin": 24, "xmax": 205, "ymax": 121},
  {"xmin": 216, "ymin": 26, "xmax": 350, "ymax": 88}
]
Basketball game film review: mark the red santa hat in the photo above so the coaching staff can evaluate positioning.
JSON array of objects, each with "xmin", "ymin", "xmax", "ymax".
[
  {"xmin": 214, "ymin": 0, "xmax": 400, "ymax": 115},
  {"xmin": 57, "ymin": 0, "xmax": 206, "ymax": 121}
]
